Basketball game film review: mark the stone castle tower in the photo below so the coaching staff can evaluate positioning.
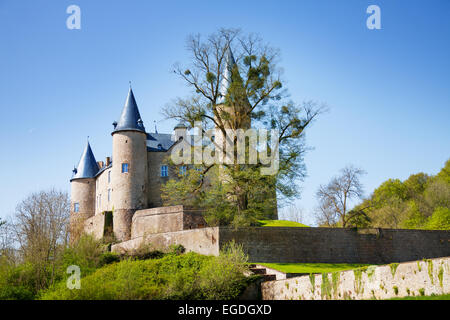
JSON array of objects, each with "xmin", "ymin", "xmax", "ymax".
[{"xmin": 110, "ymin": 88, "xmax": 148, "ymax": 240}]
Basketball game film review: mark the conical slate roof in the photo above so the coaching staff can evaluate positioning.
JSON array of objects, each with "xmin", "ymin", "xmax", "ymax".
[
  {"xmin": 112, "ymin": 87, "xmax": 145, "ymax": 134},
  {"xmin": 71, "ymin": 141, "xmax": 99, "ymax": 181},
  {"xmin": 217, "ymin": 46, "xmax": 236, "ymax": 104}
]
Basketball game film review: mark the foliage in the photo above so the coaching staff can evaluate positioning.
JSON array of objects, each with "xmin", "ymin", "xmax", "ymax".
[
  {"xmin": 349, "ymin": 158, "xmax": 450, "ymax": 230},
  {"xmin": 39, "ymin": 242, "xmax": 252, "ymax": 300},
  {"xmin": 0, "ymin": 258, "xmax": 37, "ymax": 300},
  {"xmin": 426, "ymin": 207, "xmax": 450, "ymax": 230},
  {"xmin": 6, "ymin": 189, "xmax": 70, "ymax": 293},
  {"xmin": 0, "ymin": 233, "xmax": 115, "ymax": 300}
]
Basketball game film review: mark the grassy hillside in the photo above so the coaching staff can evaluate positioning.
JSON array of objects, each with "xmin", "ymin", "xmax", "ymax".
[
  {"xmin": 258, "ymin": 220, "xmax": 309, "ymax": 227},
  {"xmin": 40, "ymin": 251, "xmax": 254, "ymax": 300}
]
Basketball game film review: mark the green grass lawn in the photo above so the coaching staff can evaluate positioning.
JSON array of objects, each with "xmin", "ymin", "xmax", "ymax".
[
  {"xmin": 256, "ymin": 262, "xmax": 371, "ymax": 274},
  {"xmin": 390, "ymin": 294, "xmax": 450, "ymax": 300},
  {"xmin": 258, "ymin": 220, "xmax": 309, "ymax": 227}
]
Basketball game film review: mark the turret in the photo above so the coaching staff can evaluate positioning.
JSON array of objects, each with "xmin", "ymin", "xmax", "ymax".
[
  {"xmin": 174, "ymin": 121, "xmax": 188, "ymax": 141},
  {"xmin": 111, "ymin": 87, "xmax": 148, "ymax": 241},
  {"xmin": 70, "ymin": 141, "xmax": 99, "ymax": 240},
  {"xmin": 215, "ymin": 46, "xmax": 251, "ymax": 165}
]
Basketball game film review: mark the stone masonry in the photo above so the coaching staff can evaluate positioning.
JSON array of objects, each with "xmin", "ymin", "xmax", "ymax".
[{"xmin": 261, "ymin": 256, "xmax": 450, "ymax": 300}]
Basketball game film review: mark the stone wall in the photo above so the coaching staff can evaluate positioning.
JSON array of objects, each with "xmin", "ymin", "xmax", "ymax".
[
  {"xmin": 110, "ymin": 225, "xmax": 449, "ymax": 267},
  {"xmin": 131, "ymin": 205, "xmax": 206, "ymax": 238},
  {"xmin": 84, "ymin": 214, "xmax": 106, "ymax": 239},
  {"xmin": 146, "ymin": 151, "xmax": 170, "ymax": 208},
  {"xmin": 112, "ymin": 227, "xmax": 220, "ymax": 256},
  {"xmin": 261, "ymin": 256, "xmax": 450, "ymax": 300},
  {"xmin": 219, "ymin": 227, "xmax": 450, "ymax": 264},
  {"xmin": 94, "ymin": 167, "xmax": 113, "ymax": 215}
]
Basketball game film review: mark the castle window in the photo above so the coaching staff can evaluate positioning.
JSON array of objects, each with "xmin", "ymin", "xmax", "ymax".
[
  {"xmin": 157, "ymin": 144, "xmax": 162, "ymax": 150},
  {"xmin": 122, "ymin": 163, "xmax": 129, "ymax": 173},
  {"xmin": 74, "ymin": 203, "xmax": 79, "ymax": 213},
  {"xmin": 161, "ymin": 165, "xmax": 168, "ymax": 177},
  {"xmin": 108, "ymin": 171, "xmax": 111, "ymax": 183},
  {"xmin": 108, "ymin": 189, "xmax": 111, "ymax": 202},
  {"xmin": 180, "ymin": 166, "xmax": 187, "ymax": 176}
]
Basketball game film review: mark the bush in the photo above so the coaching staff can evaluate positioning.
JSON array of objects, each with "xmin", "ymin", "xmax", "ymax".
[
  {"xmin": 98, "ymin": 252, "xmax": 121, "ymax": 267},
  {"xmin": 0, "ymin": 259, "xmax": 38, "ymax": 300},
  {"xmin": 60, "ymin": 234, "xmax": 107, "ymax": 277},
  {"xmin": 198, "ymin": 241, "xmax": 250, "ymax": 299},
  {"xmin": 168, "ymin": 244, "xmax": 186, "ymax": 256}
]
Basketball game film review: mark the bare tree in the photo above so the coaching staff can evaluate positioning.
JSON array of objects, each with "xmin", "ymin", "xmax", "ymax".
[
  {"xmin": 315, "ymin": 166, "xmax": 366, "ymax": 228},
  {"xmin": 0, "ymin": 217, "xmax": 15, "ymax": 261},
  {"xmin": 13, "ymin": 189, "xmax": 70, "ymax": 290}
]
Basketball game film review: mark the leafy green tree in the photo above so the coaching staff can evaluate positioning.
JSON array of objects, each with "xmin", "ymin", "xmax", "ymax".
[
  {"xmin": 424, "ymin": 178, "xmax": 450, "ymax": 211},
  {"xmin": 349, "ymin": 158, "xmax": 450, "ymax": 230},
  {"xmin": 404, "ymin": 173, "xmax": 429, "ymax": 199},
  {"xmin": 401, "ymin": 200, "xmax": 427, "ymax": 229},
  {"xmin": 426, "ymin": 207, "xmax": 450, "ymax": 230},
  {"xmin": 436, "ymin": 159, "xmax": 450, "ymax": 185},
  {"xmin": 371, "ymin": 179, "xmax": 408, "ymax": 208}
]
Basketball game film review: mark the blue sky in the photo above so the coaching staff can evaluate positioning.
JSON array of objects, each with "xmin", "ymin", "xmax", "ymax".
[{"xmin": 0, "ymin": 0, "xmax": 449, "ymax": 225}]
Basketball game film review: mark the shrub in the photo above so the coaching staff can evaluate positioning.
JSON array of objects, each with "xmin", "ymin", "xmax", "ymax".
[
  {"xmin": 0, "ymin": 259, "xmax": 37, "ymax": 300},
  {"xmin": 60, "ymin": 234, "xmax": 106, "ymax": 277},
  {"xmin": 168, "ymin": 244, "xmax": 186, "ymax": 255},
  {"xmin": 98, "ymin": 252, "xmax": 121, "ymax": 267},
  {"xmin": 197, "ymin": 241, "xmax": 250, "ymax": 300}
]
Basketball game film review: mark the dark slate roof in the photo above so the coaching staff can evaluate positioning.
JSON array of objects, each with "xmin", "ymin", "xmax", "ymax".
[
  {"xmin": 112, "ymin": 87, "xmax": 145, "ymax": 134},
  {"xmin": 71, "ymin": 142, "xmax": 99, "ymax": 181},
  {"xmin": 217, "ymin": 46, "xmax": 236, "ymax": 104},
  {"xmin": 146, "ymin": 132, "xmax": 201, "ymax": 152},
  {"xmin": 94, "ymin": 163, "xmax": 112, "ymax": 178},
  {"xmin": 146, "ymin": 133, "xmax": 176, "ymax": 152}
]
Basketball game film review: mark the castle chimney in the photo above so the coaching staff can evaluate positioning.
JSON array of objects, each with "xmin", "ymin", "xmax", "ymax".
[
  {"xmin": 106, "ymin": 157, "xmax": 111, "ymax": 166},
  {"xmin": 97, "ymin": 161, "xmax": 104, "ymax": 169}
]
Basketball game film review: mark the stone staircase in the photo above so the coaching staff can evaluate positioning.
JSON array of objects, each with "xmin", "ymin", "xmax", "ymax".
[{"xmin": 248, "ymin": 264, "xmax": 277, "ymax": 282}]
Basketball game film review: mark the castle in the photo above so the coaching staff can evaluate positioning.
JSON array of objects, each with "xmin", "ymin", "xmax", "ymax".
[
  {"xmin": 70, "ymin": 47, "xmax": 252, "ymax": 242},
  {"xmin": 69, "ymin": 85, "xmax": 197, "ymax": 241},
  {"xmin": 69, "ymin": 47, "xmax": 449, "ymax": 272}
]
